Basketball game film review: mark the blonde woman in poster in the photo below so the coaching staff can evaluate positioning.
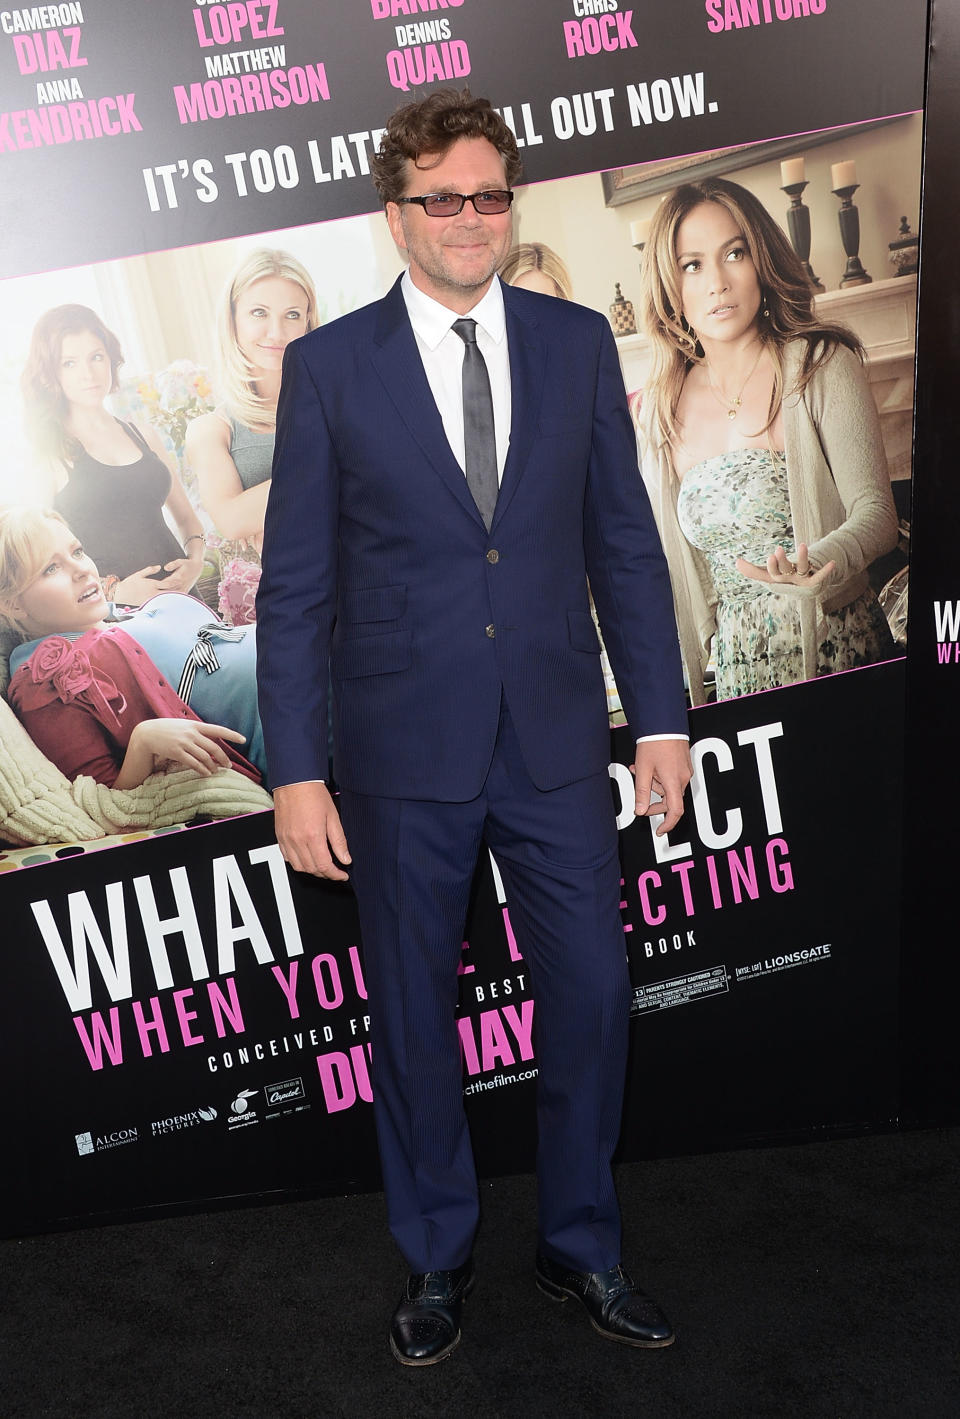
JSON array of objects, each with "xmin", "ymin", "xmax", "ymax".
[
  {"xmin": 0, "ymin": 508, "xmax": 267, "ymax": 792},
  {"xmin": 500, "ymin": 241, "xmax": 572, "ymax": 299},
  {"xmin": 186, "ymin": 248, "xmax": 318, "ymax": 623},
  {"xmin": 21, "ymin": 305, "xmax": 205, "ymax": 607},
  {"xmin": 638, "ymin": 176, "xmax": 898, "ymax": 705}
]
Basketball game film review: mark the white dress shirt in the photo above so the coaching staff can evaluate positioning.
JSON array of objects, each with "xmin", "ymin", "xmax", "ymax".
[{"xmin": 400, "ymin": 269, "xmax": 512, "ymax": 482}]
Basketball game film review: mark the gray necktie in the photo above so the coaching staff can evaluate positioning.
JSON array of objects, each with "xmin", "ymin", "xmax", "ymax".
[{"xmin": 452, "ymin": 317, "xmax": 498, "ymax": 531}]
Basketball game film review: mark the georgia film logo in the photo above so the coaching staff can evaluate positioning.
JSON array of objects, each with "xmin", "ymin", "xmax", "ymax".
[
  {"xmin": 227, "ymin": 1088, "xmax": 260, "ymax": 1130},
  {"xmin": 75, "ymin": 1126, "xmax": 139, "ymax": 1156}
]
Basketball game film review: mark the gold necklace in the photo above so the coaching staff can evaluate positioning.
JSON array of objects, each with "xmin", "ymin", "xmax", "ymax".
[{"xmin": 704, "ymin": 345, "xmax": 765, "ymax": 420}]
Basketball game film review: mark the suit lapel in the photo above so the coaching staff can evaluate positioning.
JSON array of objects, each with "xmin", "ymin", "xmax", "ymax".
[
  {"xmin": 369, "ymin": 278, "xmax": 486, "ymax": 526},
  {"xmin": 490, "ymin": 288, "xmax": 546, "ymax": 532},
  {"xmin": 368, "ymin": 278, "xmax": 549, "ymax": 532}
]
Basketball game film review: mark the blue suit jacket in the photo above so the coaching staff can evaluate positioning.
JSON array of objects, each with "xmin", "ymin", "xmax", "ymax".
[{"xmin": 256, "ymin": 276, "xmax": 687, "ymax": 800}]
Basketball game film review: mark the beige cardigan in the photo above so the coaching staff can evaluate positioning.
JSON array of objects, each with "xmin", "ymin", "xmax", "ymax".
[{"xmin": 640, "ymin": 340, "xmax": 899, "ymax": 706}]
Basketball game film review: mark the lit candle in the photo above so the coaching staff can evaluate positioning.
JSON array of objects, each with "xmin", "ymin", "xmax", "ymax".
[
  {"xmin": 780, "ymin": 157, "xmax": 805, "ymax": 186},
  {"xmin": 831, "ymin": 160, "xmax": 857, "ymax": 189},
  {"xmin": 630, "ymin": 218, "xmax": 651, "ymax": 247}
]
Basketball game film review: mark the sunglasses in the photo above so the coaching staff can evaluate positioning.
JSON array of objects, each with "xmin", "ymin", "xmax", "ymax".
[{"xmin": 395, "ymin": 190, "xmax": 514, "ymax": 217}]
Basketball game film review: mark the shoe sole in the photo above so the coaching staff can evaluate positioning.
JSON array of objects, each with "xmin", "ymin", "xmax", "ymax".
[
  {"xmin": 389, "ymin": 1330, "xmax": 462, "ymax": 1367},
  {"xmin": 535, "ymin": 1273, "xmax": 676, "ymax": 1349}
]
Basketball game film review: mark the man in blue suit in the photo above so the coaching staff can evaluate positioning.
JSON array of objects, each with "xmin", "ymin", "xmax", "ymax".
[{"xmin": 256, "ymin": 90, "xmax": 692, "ymax": 1365}]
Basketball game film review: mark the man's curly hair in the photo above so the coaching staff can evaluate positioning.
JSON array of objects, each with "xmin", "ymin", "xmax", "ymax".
[{"xmin": 370, "ymin": 88, "xmax": 523, "ymax": 206}]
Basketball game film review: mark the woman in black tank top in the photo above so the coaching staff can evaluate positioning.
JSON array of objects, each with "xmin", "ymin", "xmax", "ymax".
[{"xmin": 22, "ymin": 304, "xmax": 206, "ymax": 606}]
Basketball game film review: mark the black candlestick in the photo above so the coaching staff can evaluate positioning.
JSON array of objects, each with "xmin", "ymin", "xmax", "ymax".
[
  {"xmin": 832, "ymin": 183, "xmax": 872, "ymax": 287},
  {"xmin": 781, "ymin": 180, "xmax": 824, "ymax": 291}
]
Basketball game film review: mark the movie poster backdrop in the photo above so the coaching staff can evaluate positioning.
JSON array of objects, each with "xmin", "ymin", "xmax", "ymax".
[
  {"xmin": 0, "ymin": 0, "xmax": 928, "ymax": 1233},
  {"xmin": 900, "ymin": 0, "xmax": 960, "ymax": 1129}
]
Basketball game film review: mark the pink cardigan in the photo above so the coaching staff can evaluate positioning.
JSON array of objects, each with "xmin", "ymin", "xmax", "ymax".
[{"xmin": 7, "ymin": 626, "xmax": 260, "ymax": 787}]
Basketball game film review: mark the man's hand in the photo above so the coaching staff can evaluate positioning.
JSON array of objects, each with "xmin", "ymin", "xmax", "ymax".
[
  {"xmin": 632, "ymin": 738, "xmax": 693, "ymax": 836},
  {"xmin": 272, "ymin": 781, "xmax": 352, "ymax": 880}
]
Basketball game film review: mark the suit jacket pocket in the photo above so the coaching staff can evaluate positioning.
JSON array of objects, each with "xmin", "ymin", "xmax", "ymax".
[
  {"xmin": 334, "ymin": 628, "xmax": 412, "ymax": 679},
  {"xmin": 339, "ymin": 584, "xmax": 407, "ymax": 629},
  {"xmin": 567, "ymin": 609, "xmax": 602, "ymax": 653}
]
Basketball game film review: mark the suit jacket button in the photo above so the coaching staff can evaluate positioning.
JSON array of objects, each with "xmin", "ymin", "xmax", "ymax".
[
  {"xmin": 486, "ymin": 549, "xmax": 500, "ymax": 564},
  {"xmin": 485, "ymin": 624, "xmax": 496, "ymax": 638}
]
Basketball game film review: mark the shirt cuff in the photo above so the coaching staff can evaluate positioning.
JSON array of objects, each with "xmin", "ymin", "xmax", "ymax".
[{"xmin": 635, "ymin": 733, "xmax": 689, "ymax": 743}]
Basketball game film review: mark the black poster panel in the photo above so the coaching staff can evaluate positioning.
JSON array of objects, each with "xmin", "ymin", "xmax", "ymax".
[
  {"xmin": 463, "ymin": 664, "xmax": 906, "ymax": 1171},
  {"xmin": 0, "ymin": 813, "xmax": 381, "ymax": 1234},
  {"xmin": 1, "ymin": 0, "xmax": 927, "ymax": 276},
  {"xmin": 617, "ymin": 663, "xmax": 904, "ymax": 1160},
  {"xmin": 0, "ymin": 662, "xmax": 903, "ymax": 1235},
  {"xmin": 900, "ymin": 0, "xmax": 959, "ymax": 1125},
  {"xmin": 0, "ymin": 800, "xmax": 540, "ymax": 1235}
]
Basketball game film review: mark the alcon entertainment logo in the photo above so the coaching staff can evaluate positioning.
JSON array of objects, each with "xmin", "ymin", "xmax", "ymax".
[{"xmin": 75, "ymin": 1126, "xmax": 139, "ymax": 1156}]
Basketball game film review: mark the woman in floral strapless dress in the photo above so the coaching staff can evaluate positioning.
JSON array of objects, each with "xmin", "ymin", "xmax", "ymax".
[
  {"xmin": 638, "ymin": 177, "xmax": 898, "ymax": 705},
  {"xmin": 676, "ymin": 446, "xmax": 894, "ymax": 699}
]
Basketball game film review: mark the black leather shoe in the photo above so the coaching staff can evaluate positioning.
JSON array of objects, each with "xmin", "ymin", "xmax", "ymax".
[
  {"xmin": 389, "ymin": 1261, "xmax": 475, "ymax": 1366},
  {"xmin": 535, "ymin": 1253, "xmax": 675, "ymax": 1348}
]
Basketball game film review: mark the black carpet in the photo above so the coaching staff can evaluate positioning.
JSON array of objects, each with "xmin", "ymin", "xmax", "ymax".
[{"xmin": 2, "ymin": 1128, "xmax": 958, "ymax": 1419}]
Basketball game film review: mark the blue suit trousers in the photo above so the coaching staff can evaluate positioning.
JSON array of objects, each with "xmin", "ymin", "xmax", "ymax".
[{"xmin": 340, "ymin": 700, "xmax": 630, "ymax": 1274}]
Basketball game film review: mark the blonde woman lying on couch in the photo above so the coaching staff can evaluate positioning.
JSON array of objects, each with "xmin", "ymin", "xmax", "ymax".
[{"xmin": 0, "ymin": 507, "xmax": 268, "ymax": 792}]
